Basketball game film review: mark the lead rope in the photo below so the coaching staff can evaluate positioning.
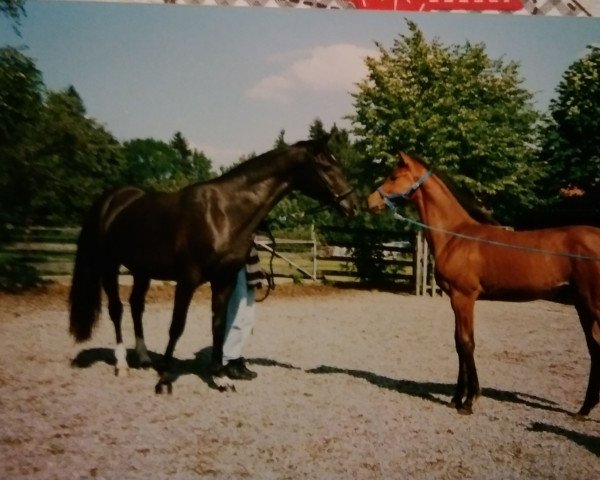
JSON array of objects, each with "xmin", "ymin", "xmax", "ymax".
[
  {"xmin": 387, "ymin": 205, "xmax": 600, "ymax": 262},
  {"xmin": 255, "ymin": 222, "xmax": 276, "ymax": 303}
]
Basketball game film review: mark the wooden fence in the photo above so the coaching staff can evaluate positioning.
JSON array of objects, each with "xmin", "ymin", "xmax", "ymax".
[{"xmin": 1, "ymin": 226, "xmax": 442, "ymax": 296}]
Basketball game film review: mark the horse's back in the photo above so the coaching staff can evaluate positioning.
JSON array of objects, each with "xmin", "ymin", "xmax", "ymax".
[
  {"xmin": 438, "ymin": 224, "xmax": 600, "ymax": 298},
  {"xmin": 96, "ymin": 187, "xmax": 186, "ymax": 278}
]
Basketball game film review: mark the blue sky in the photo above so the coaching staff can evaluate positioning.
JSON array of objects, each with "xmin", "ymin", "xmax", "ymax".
[{"xmin": 2, "ymin": 2, "xmax": 599, "ymax": 168}]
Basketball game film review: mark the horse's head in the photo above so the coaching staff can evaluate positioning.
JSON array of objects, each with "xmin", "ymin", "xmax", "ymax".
[
  {"xmin": 297, "ymin": 137, "xmax": 358, "ymax": 218},
  {"xmin": 368, "ymin": 152, "xmax": 431, "ymax": 214}
]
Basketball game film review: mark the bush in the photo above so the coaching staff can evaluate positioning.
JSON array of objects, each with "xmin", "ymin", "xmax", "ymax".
[{"xmin": 0, "ymin": 254, "xmax": 44, "ymax": 292}]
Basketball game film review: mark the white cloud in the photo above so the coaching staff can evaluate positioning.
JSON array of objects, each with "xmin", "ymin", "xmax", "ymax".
[{"xmin": 246, "ymin": 43, "xmax": 376, "ymax": 103}]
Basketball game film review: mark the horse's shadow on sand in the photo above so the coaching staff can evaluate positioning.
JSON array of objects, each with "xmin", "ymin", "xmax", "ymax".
[
  {"xmin": 71, "ymin": 349, "xmax": 600, "ymax": 456},
  {"xmin": 73, "ymin": 347, "xmax": 583, "ymax": 418},
  {"xmin": 71, "ymin": 346, "xmax": 215, "ymax": 386},
  {"xmin": 71, "ymin": 346, "xmax": 570, "ymax": 414},
  {"xmin": 302, "ymin": 363, "xmax": 572, "ymax": 415},
  {"xmin": 527, "ymin": 422, "xmax": 600, "ymax": 457},
  {"xmin": 71, "ymin": 348, "xmax": 574, "ymax": 415}
]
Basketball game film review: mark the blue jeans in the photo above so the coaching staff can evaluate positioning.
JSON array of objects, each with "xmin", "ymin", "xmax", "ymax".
[{"xmin": 222, "ymin": 268, "xmax": 256, "ymax": 365}]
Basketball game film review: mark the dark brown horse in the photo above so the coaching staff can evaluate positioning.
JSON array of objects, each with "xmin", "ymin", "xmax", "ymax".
[
  {"xmin": 69, "ymin": 138, "xmax": 358, "ymax": 393},
  {"xmin": 368, "ymin": 152, "xmax": 600, "ymax": 417}
]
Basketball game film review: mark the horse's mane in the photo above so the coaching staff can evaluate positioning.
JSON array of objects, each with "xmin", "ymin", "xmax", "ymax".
[
  {"xmin": 214, "ymin": 140, "xmax": 315, "ymax": 184},
  {"xmin": 410, "ymin": 155, "xmax": 499, "ymax": 226}
]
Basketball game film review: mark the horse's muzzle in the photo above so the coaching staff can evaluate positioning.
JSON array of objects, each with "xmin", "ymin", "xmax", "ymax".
[{"xmin": 367, "ymin": 190, "xmax": 386, "ymax": 214}]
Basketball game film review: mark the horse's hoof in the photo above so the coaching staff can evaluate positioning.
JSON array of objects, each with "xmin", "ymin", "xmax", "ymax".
[
  {"xmin": 570, "ymin": 411, "xmax": 587, "ymax": 421},
  {"xmin": 457, "ymin": 406, "xmax": 473, "ymax": 415},
  {"xmin": 139, "ymin": 360, "xmax": 153, "ymax": 370},
  {"xmin": 213, "ymin": 375, "xmax": 236, "ymax": 392},
  {"xmin": 155, "ymin": 381, "xmax": 173, "ymax": 395},
  {"xmin": 217, "ymin": 384, "xmax": 236, "ymax": 393},
  {"xmin": 114, "ymin": 367, "xmax": 128, "ymax": 377}
]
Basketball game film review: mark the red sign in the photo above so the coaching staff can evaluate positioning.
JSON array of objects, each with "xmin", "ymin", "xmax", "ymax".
[{"xmin": 352, "ymin": 0, "xmax": 524, "ymax": 11}]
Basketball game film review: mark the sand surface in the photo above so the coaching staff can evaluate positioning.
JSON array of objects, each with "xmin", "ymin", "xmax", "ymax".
[{"xmin": 1, "ymin": 283, "xmax": 599, "ymax": 479}]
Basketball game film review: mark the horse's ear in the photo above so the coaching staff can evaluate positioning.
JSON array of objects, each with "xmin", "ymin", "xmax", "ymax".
[{"xmin": 398, "ymin": 152, "xmax": 411, "ymax": 166}]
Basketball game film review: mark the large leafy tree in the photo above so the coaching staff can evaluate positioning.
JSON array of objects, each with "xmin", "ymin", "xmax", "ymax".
[
  {"xmin": 0, "ymin": 46, "xmax": 42, "ymax": 147},
  {"xmin": 350, "ymin": 20, "xmax": 544, "ymax": 225},
  {"xmin": 28, "ymin": 87, "xmax": 125, "ymax": 224},
  {"xmin": 122, "ymin": 138, "xmax": 183, "ymax": 190},
  {"xmin": 168, "ymin": 131, "xmax": 215, "ymax": 183},
  {"xmin": 536, "ymin": 45, "xmax": 600, "ymax": 226},
  {"xmin": 122, "ymin": 132, "xmax": 214, "ymax": 191},
  {"xmin": 0, "ymin": 47, "xmax": 44, "ymax": 227}
]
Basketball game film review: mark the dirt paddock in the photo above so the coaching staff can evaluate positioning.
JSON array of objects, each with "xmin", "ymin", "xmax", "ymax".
[{"xmin": 1, "ymin": 282, "xmax": 599, "ymax": 479}]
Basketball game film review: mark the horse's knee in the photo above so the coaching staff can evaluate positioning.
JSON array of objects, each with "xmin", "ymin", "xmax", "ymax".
[{"xmin": 456, "ymin": 335, "xmax": 475, "ymax": 356}]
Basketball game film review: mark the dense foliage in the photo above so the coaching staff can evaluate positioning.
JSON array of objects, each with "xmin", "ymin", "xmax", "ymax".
[
  {"xmin": 350, "ymin": 20, "xmax": 545, "ymax": 225},
  {"xmin": 530, "ymin": 45, "xmax": 600, "ymax": 227}
]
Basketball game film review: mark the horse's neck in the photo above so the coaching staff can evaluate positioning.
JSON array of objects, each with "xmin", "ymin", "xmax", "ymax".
[
  {"xmin": 415, "ymin": 176, "xmax": 478, "ymax": 256},
  {"xmin": 222, "ymin": 155, "xmax": 300, "ymax": 232}
]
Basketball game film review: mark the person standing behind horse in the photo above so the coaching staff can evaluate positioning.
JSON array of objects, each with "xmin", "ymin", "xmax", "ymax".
[{"xmin": 221, "ymin": 240, "xmax": 265, "ymax": 380}]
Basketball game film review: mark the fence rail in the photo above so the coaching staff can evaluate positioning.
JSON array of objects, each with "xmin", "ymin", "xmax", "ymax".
[{"xmin": 1, "ymin": 226, "xmax": 442, "ymax": 296}]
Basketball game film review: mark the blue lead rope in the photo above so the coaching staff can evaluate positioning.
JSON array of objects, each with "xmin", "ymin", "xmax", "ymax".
[{"xmin": 384, "ymin": 192, "xmax": 600, "ymax": 263}]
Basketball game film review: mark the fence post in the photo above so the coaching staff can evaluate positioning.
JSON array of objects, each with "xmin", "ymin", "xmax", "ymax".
[
  {"xmin": 422, "ymin": 234, "xmax": 430, "ymax": 296},
  {"xmin": 311, "ymin": 224, "xmax": 317, "ymax": 280},
  {"xmin": 415, "ymin": 231, "xmax": 423, "ymax": 295}
]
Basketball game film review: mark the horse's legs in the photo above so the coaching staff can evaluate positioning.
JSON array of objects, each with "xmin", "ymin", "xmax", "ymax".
[
  {"xmin": 102, "ymin": 267, "xmax": 127, "ymax": 377},
  {"xmin": 130, "ymin": 275, "xmax": 152, "ymax": 368},
  {"xmin": 210, "ymin": 277, "xmax": 237, "ymax": 392},
  {"xmin": 155, "ymin": 281, "xmax": 196, "ymax": 394},
  {"xmin": 574, "ymin": 298, "xmax": 600, "ymax": 417},
  {"xmin": 449, "ymin": 291, "xmax": 480, "ymax": 414},
  {"xmin": 450, "ymin": 323, "xmax": 468, "ymax": 409}
]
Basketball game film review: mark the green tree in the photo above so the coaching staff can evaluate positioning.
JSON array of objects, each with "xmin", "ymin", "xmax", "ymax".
[
  {"xmin": 274, "ymin": 129, "xmax": 287, "ymax": 149},
  {"xmin": 0, "ymin": 46, "xmax": 44, "ymax": 227},
  {"xmin": 350, "ymin": 20, "xmax": 544, "ymax": 225},
  {"xmin": 170, "ymin": 131, "xmax": 192, "ymax": 160},
  {"xmin": 0, "ymin": 0, "xmax": 25, "ymax": 34},
  {"xmin": 122, "ymin": 138, "xmax": 181, "ymax": 189},
  {"xmin": 122, "ymin": 133, "xmax": 214, "ymax": 191},
  {"xmin": 0, "ymin": 46, "xmax": 43, "ymax": 147},
  {"xmin": 536, "ymin": 45, "xmax": 600, "ymax": 225},
  {"xmin": 308, "ymin": 118, "xmax": 328, "ymax": 141},
  {"xmin": 29, "ymin": 87, "xmax": 125, "ymax": 224},
  {"xmin": 168, "ymin": 131, "xmax": 214, "ymax": 183}
]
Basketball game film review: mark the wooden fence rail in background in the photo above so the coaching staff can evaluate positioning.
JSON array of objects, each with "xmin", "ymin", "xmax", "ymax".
[{"xmin": 1, "ymin": 226, "xmax": 442, "ymax": 296}]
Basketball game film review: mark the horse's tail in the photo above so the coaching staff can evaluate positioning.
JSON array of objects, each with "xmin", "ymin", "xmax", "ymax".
[{"xmin": 69, "ymin": 195, "xmax": 109, "ymax": 342}]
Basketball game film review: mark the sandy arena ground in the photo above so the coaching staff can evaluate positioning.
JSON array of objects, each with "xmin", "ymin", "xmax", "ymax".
[{"xmin": 0, "ymin": 282, "xmax": 599, "ymax": 479}]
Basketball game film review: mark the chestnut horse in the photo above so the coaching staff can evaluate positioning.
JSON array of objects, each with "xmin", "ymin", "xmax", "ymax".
[
  {"xmin": 368, "ymin": 152, "xmax": 600, "ymax": 417},
  {"xmin": 69, "ymin": 138, "xmax": 358, "ymax": 393}
]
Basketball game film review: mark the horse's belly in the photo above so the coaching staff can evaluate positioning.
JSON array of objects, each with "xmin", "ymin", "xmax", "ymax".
[
  {"xmin": 121, "ymin": 257, "xmax": 177, "ymax": 281},
  {"xmin": 480, "ymin": 268, "xmax": 571, "ymax": 301}
]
